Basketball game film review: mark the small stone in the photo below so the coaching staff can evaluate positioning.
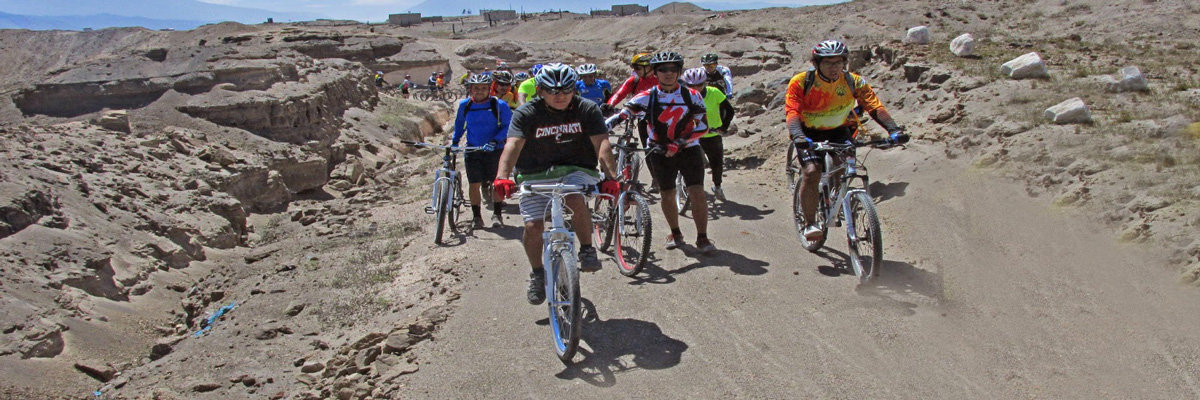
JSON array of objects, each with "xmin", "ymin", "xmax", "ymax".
[
  {"xmin": 950, "ymin": 33, "xmax": 975, "ymax": 57},
  {"xmin": 905, "ymin": 25, "xmax": 931, "ymax": 44},
  {"xmin": 192, "ymin": 382, "xmax": 222, "ymax": 392},
  {"xmin": 300, "ymin": 361, "xmax": 325, "ymax": 373},
  {"xmin": 74, "ymin": 360, "xmax": 117, "ymax": 382}
]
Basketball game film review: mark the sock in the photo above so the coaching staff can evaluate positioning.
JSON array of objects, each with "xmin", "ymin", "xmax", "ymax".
[
  {"xmin": 493, "ymin": 202, "xmax": 503, "ymax": 215},
  {"xmin": 471, "ymin": 205, "xmax": 482, "ymax": 219},
  {"xmin": 671, "ymin": 228, "xmax": 683, "ymax": 239}
]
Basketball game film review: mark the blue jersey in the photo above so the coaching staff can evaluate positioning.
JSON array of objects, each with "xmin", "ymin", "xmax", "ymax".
[
  {"xmin": 452, "ymin": 97, "xmax": 512, "ymax": 147},
  {"xmin": 577, "ymin": 79, "xmax": 612, "ymax": 105}
]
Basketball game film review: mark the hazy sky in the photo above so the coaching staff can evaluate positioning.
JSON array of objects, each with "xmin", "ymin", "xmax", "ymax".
[{"xmin": 197, "ymin": 0, "xmax": 826, "ymax": 22}]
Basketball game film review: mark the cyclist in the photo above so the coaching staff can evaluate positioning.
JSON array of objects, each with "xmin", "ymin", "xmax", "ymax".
[
  {"xmin": 682, "ymin": 67, "xmax": 735, "ymax": 202},
  {"xmin": 490, "ymin": 71, "xmax": 519, "ymax": 108},
  {"xmin": 607, "ymin": 52, "xmax": 659, "ymax": 143},
  {"xmin": 606, "ymin": 51, "xmax": 716, "ymax": 255},
  {"xmin": 453, "ymin": 74, "xmax": 513, "ymax": 229},
  {"xmin": 497, "ymin": 61, "xmax": 511, "ymax": 72},
  {"xmin": 575, "ymin": 63, "xmax": 612, "ymax": 106},
  {"xmin": 786, "ymin": 40, "xmax": 908, "ymax": 241},
  {"xmin": 458, "ymin": 69, "xmax": 472, "ymax": 86},
  {"xmin": 373, "ymin": 70, "xmax": 388, "ymax": 87},
  {"xmin": 436, "ymin": 72, "xmax": 446, "ymax": 90},
  {"xmin": 516, "ymin": 64, "xmax": 543, "ymax": 106},
  {"xmin": 400, "ymin": 74, "xmax": 414, "ymax": 98},
  {"xmin": 492, "ymin": 63, "xmax": 620, "ymax": 304},
  {"xmin": 427, "ymin": 72, "xmax": 439, "ymax": 92},
  {"xmin": 700, "ymin": 53, "xmax": 734, "ymax": 96}
]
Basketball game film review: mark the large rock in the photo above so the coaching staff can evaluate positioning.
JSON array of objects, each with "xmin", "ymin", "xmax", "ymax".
[
  {"xmin": 1044, "ymin": 97, "xmax": 1093, "ymax": 124},
  {"xmin": 950, "ymin": 33, "xmax": 975, "ymax": 57},
  {"xmin": 905, "ymin": 26, "xmax": 931, "ymax": 44},
  {"xmin": 1105, "ymin": 66, "xmax": 1149, "ymax": 92},
  {"xmin": 91, "ymin": 111, "xmax": 131, "ymax": 133},
  {"xmin": 1001, "ymin": 52, "xmax": 1049, "ymax": 79}
]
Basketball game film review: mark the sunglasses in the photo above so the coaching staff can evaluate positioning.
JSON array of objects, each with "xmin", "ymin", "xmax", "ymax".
[
  {"xmin": 655, "ymin": 66, "xmax": 682, "ymax": 73},
  {"xmin": 540, "ymin": 87, "xmax": 575, "ymax": 95}
]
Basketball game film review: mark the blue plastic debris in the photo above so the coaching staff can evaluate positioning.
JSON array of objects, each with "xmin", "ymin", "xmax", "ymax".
[{"xmin": 194, "ymin": 301, "xmax": 238, "ymax": 337}]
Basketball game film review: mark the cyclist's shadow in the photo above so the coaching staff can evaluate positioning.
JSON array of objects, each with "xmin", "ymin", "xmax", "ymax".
[
  {"xmin": 868, "ymin": 181, "xmax": 909, "ymax": 204},
  {"xmin": 812, "ymin": 248, "xmax": 943, "ymax": 315},
  {"xmin": 707, "ymin": 198, "xmax": 775, "ymax": 221},
  {"xmin": 554, "ymin": 299, "xmax": 688, "ymax": 386}
]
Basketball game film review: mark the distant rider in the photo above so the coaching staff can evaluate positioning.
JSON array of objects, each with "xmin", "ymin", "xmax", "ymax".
[
  {"xmin": 516, "ymin": 64, "xmax": 543, "ymax": 106},
  {"xmin": 700, "ymin": 53, "xmax": 734, "ymax": 96},
  {"xmin": 575, "ymin": 63, "xmax": 612, "ymax": 106},
  {"xmin": 490, "ymin": 71, "xmax": 519, "ymax": 109},
  {"xmin": 785, "ymin": 40, "xmax": 908, "ymax": 241},
  {"xmin": 453, "ymin": 74, "xmax": 513, "ymax": 228},
  {"xmin": 682, "ymin": 67, "xmax": 735, "ymax": 202}
]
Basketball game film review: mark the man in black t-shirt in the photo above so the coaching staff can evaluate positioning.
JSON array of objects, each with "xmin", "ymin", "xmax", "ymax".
[{"xmin": 493, "ymin": 63, "xmax": 619, "ymax": 305}]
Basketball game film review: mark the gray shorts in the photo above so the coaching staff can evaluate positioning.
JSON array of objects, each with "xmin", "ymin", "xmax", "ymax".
[{"xmin": 518, "ymin": 171, "xmax": 600, "ymax": 223}]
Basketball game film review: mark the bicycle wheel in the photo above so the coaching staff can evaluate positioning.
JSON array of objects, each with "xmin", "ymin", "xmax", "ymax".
[
  {"xmin": 792, "ymin": 179, "xmax": 827, "ymax": 252},
  {"xmin": 846, "ymin": 190, "xmax": 882, "ymax": 282},
  {"xmin": 592, "ymin": 196, "xmax": 615, "ymax": 252},
  {"xmin": 675, "ymin": 174, "xmax": 690, "ymax": 215},
  {"xmin": 433, "ymin": 180, "xmax": 450, "ymax": 244},
  {"xmin": 614, "ymin": 192, "xmax": 652, "ymax": 277},
  {"xmin": 547, "ymin": 244, "xmax": 581, "ymax": 363},
  {"xmin": 448, "ymin": 176, "xmax": 463, "ymax": 231}
]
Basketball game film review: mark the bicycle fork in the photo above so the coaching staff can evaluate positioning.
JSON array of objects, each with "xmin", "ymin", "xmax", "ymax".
[{"xmin": 426, "ymin": 171, "xmax": 454, "ymax": 214}]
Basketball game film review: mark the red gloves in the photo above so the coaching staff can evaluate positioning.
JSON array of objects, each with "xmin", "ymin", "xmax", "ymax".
[
  {"xmin": 599, "ymin": 179, "xmax": 621, "ymax": 197},
  {"xmin": 665, "ymin": 138, "xmax": 688, "ymax": 157},
  {"xmin": 493, "ymin": 179, "xmax": 515, "ymax": 200}
]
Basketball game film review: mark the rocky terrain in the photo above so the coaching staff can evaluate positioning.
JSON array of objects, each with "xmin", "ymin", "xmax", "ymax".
[{"xmin": 0, "ymin": 0, "xmax": 1197, "ymax": 398}]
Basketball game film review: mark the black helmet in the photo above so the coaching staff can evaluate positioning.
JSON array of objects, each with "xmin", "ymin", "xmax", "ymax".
[
  {"xmin": 466, "ymin": 74, "xmax": 492, "ymax": 85},
  {"xmin": 534, "ymin": 63, "xmax": 578, "ymax": 90},
  {"xmin": 492, "ymin": 70, "xmax": 513, "ymax": 85},
  {"xmin": 811, "ymin": 40, "xmax": 849, "ymax": 60},
  {"xmin": 648, "ymin": 51, "xmax": 684, "ymax": 68},
  {"xmin": 700, "ymin": 53, "xmax": 719, "ymax": 64}
]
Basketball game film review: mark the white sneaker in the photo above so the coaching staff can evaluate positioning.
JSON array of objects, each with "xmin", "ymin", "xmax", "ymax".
[
  {"xmin": 713, "ymin": 186, "xmax": 726, "ymax": 202},
  {"xmin": 802, "ymin": 224, "xmax": 824, "ymax": 241}
]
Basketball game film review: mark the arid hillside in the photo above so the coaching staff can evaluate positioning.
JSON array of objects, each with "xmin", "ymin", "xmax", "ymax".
[{"xmin": 1, "ymin": 0, "xmax": 1198, "ymax": 398}]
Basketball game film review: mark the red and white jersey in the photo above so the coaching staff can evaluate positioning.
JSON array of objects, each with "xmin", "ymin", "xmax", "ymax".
[{"xmin": 626, "ymin": 85, "xmax": 708, "ymax": 146}]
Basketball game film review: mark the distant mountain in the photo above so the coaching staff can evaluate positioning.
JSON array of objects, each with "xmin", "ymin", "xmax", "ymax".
[
  {"xmin": 408, "ymin": 0, "xmax": 840, "ymax": 17},
  {"xmin": 0, "ymin": 11, "xmax": 209, "ymax": 31},
  {"xmin": 0, "ymin": 0, "xmax": 318, "ymax": 27}
]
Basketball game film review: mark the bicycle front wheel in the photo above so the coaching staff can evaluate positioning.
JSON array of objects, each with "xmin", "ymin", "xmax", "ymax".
[
  {"xmin": 546, "ymin": 245, "xmax": 581, "ymax": 363},
  {"xmin": 449, "ymin": 176, "xmax": 464, "ymax": 230},
  {"xmin": 433, "ymin": 180, "xmax": 450, "ymax": 244},
  {"xmin": 786, "ymin": 143, "xmax": 800, "ymax": 189},
  {"xmin": 792, "ymin": 178, "xmax": 826, "ymax": 252},
  {"xmin": 592, "ymin": 197, "xmax": 615, "ymax": 252},
  {"xmin": 614, "ymin": 192, "xmax": 652, "ymax": 277},
  {"xmin": 846, "ymin": 190, "xmax": 882, "ymax": 282},
  {"xmin": 675, "ymin": 174, "xmax": 690, "ymax": 215}
]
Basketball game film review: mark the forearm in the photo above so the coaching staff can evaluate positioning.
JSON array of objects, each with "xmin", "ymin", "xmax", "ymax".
[
  {"xmin": 868, "ymin": 108, "xmax": 900, "ymax": 131},
  {"xmin": 495, "ymin": 138, "xmax": 523, "ymax": 179},
  {"xmin": 719, "ymin": 99, "xmax": 735, "ymax": 128},
  {"xmin": 786, "ymin": 116, "xmax": 806, "ymax": 139}
]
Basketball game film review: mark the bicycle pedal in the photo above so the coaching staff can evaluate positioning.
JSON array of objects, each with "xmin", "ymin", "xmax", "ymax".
[{"xmin": 424, "ymin": 207, "xmax": 435, "ymax": 214}]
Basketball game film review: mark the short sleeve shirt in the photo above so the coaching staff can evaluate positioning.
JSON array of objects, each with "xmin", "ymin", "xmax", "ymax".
[{"xmin": 507, "ymin": 97, "xmax": 609, "ymax": 175}]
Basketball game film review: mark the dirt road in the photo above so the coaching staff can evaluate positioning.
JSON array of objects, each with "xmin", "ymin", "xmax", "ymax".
[{"xmin": 399, "ymin": 140, "xmax": 1200, "ymax": 399}]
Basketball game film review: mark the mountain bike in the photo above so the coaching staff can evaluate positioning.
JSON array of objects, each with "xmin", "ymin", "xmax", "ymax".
[
  {"xmin": 520, "ymin": 182, "xmax": 609, "ymax": 362},
  {"xmin": 592, "ymin": 123, "xmax": 653, "ymax": 277},
  {"xmin": 790, "ymin": 139, "xmax": 900, "ymax": 282},
  {"xmin": 401, "ymin": 140, "xmax": 489, "ymax": 244}
]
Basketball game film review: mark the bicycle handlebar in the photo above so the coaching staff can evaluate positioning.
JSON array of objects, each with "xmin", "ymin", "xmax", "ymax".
[
  {"xmin": 811, "ymin": 139, "xmax": 897, "ymax": 152},
  {"xmin": 400, "ymin": 140, "xmax": 490, "ymax": 152},
  {"xmin": 518, "ymin": 183, "xmax": 613, "ymax": 200}
]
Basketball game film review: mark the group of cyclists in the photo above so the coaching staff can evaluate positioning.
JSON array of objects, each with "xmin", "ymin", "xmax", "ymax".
[{"xmin": 436, "ymin": 39, "xmax": 908, "ymax": 304}]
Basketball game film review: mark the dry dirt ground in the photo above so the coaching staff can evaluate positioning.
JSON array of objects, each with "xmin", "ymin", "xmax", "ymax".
[{"xmin": 1, "ymin": 0, "xmax": 1198, "ymax": 399}]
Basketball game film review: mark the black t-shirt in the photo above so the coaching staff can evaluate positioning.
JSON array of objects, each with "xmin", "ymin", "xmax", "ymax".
[{"xmin": 507, "ymin": 97, "xmax": 608, "ymax": 175}]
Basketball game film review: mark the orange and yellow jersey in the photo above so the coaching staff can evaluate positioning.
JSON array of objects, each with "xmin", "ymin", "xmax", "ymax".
[
  {"xmin": 784, "ymin": 70, "xmax": 885, "ymax": 132},
  {"xmin": 493, "ymin": 86, "xmax": 518, "ymax": 108}
]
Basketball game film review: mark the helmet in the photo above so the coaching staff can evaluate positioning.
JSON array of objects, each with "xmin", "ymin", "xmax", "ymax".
[
  {"xmin": 466, "ymin": 74, "xmax": 492, "ymax": 85},
  {"xmin": 514, "ymin": 72, "xmax": 530, "ymax": 81},
  {"xmin": 630, "ymin": 52, "xmax": 651, "ymax": 67},
  {"xmin": 700, "ymin": 53, "xmax": 719, "ymax": 64},
  {"xmin": 648, "ymin": 51, "xmax": 684, "ymax": 68},
  {"xmin": 812, "ymin": 40, "xmax": 849, "ymax": 60},
  {"xmin": 681, "ymin": 67, "xmax": 708, "ymax": 85},
  {"xmin": 534, "ymin": 63, "xmax": 578, "ymax": 90},
  {"xmin": 492, "ymin": 70, "xmax": 513, "ymax": 85},
  {"xmin": 375, "ymin": 70, "xmax": 384, "ymax": 75},
  {"xmin": 575, "ymin": 63, "xmax": 598, "ymax": 75},
  {"xmin": 404, "ymin": 74, "xmax": 410, "ymax": 78},
  {"xmin": 529, "ymin": 63, "xmax": 544, "ymax": 75}
]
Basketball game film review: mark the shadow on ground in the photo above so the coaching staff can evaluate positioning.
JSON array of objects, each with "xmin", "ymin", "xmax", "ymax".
[{"xmin": 554, "ymin": 299, "xmax": 688, "ymax": 387}]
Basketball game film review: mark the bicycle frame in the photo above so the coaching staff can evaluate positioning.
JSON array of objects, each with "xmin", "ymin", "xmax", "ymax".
[{"xmin": 816, "ymin": 148, "xmax": 870, "ymax": 242}]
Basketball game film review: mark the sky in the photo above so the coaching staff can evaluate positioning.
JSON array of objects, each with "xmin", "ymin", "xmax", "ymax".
[{"xmin": 197, "ymin": 0, "xmax": 827, "ymax": 22}]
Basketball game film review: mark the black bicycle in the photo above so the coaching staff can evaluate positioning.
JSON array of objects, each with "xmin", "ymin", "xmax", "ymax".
[{"xmin": 592, "ymin": 121, "xmax": 653, "ymax": 277}]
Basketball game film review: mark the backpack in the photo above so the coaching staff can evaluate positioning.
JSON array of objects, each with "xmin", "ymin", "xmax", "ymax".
[
  {"xmin": 647, "ymin": 87, "xmax": 702, "ymax": 145},
  {"xmin": 802, "ymin": 70, "xmax": 856, "ymax": 97},
  {"xmin": 466, "ymin": 97, "xmax": 502, "ymax": 128}
]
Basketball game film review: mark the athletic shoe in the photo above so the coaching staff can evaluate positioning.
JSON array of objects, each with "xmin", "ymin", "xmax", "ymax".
[
  {"xmin": 527, "ymin": 272, "xmax": 545, "ymax": 305},
  {"xmin": 695, "ymin": 238, "xmax": 717, "ymax": 255},
  {"xmin": 579, "ymin": 247, "xmax": 602, "ymax": 272},
  {"xmin": 491, "ymin": 213, "xmax": 503, "ymax": 228},
  {"xmin": 713, "ymin": 186, "xmax": 726, "ymax": 202},
  {"xmin": 803, "ymin": 224, "xmax": 824, "ymax": 241},
  {"xmin": 664, "ymin": 234, "xmax": 684, "ymax": 250}
]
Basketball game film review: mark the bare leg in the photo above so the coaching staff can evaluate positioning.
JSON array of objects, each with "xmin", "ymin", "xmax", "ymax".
[
  {"xmin": 523, "ymin": 220, "xmax": 544, "ymax": 271},
  {"xmin": 565, "ymin": 194, "xmax": 593, "ymax": 247},
  {"xmin": 660, "ymin": 188, "xmax": 680, "ymax": 231},
  {"xmin": 687, "ymin": 184, "xmax": 707, "ymax": 234}
]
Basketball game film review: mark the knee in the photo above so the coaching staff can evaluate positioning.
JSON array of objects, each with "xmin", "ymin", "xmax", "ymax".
[{"xmin": 801, "ymin": 166, "xmax": 821, "ymax": 180}]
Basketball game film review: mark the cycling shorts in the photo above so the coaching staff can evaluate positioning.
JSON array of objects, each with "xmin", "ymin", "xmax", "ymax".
[
  {"xmin": 798, "ymin": 126, "xmax": 854, "ymax": 167},
  {"xmin": 647, "ymin": 145, "xmax": 705, "ymax": 191},
  {"xmin": 464, "ymin": 151, "xmax": 501, "ymax": 184}
]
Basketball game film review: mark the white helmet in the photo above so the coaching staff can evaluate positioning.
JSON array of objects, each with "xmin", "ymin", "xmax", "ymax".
[
  {"xmin": 681, "ymin": 67, "xmax": 708, "ymax": 85},
  {"xmin": 575, "ymin": 63, "xmax": 598, "ymax": 75},
  {"xmin": 534, "ymin": 63, "xmax": 578, "ymax": 89}
]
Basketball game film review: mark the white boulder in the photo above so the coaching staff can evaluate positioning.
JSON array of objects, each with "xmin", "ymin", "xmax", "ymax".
[
  {"xmin": 1106, "ymin": 66, "xmax": 1149, "ymax": 92},
  {"xmin": 950, "ymin": 33, "xmax": 975, "ymax": 57},
  {"xmin": 1044, "ymin": 97, "xmax": 1093, "ymax": 124},
  {"xmin": 1001, "ymin": 52, "xmax": 1049, "ymax": 79},
  {"xmin": 905, "ymin": 26, "xmax": 931, "ymax": 44}
]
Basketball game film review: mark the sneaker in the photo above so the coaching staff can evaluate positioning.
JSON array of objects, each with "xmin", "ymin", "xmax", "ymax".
[
  {"xmin": 695, "ymin": 238, "xmax": 717, "ymax": 255},
  {"xmin": 579, "ymin": 247, "xmax": 602, "ymax": 272},
  {"xmin": 713, "ymin": 186, "xmax": 726, "ymax": 202},
  {"xmin": 803, "ymin": 224, "xmax": 824, "ymax": 241},
  {"xmin": 664, "ymin": 234, "xmax": 684, "ymax": 250},
  {"xmin": 491, "ymin": 213, "xmax": 503, "ymax": 228},
  {"xmin": 527, "ymin": 272, "xmax": 545, "ymax": 305}
]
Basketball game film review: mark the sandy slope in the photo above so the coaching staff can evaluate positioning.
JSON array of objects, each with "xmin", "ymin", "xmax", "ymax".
[{"xmin": 398, "ymin": 140, "xmax": 1200, "ymax": 398}]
